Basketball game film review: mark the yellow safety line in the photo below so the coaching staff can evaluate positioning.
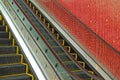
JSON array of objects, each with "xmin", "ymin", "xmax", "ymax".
[
  {"xmin": 26, "ymin": 0, "xmax": 29, "ymax": 4},
  {"xmin": 26, "ymin": 73, "xmax": 34, "ymax": 80},
  {"xmin": 71, "ymin": 69, "xmax": 81, "ymax": 73},
  {"xmin": 90, "ymin": 78, "xmax": 94, "ymax": 80},
  {"xmin": 32, "ymin": 6, "xmax": 35, "ymax": 11},
  {"xmin": 22, "ymin": 63, "xmax": 29, "ymax": 73},
  {"xmin": 36, "ymin": 10, "xmax": 38, "ymax": 15},
  {"xmin": 56, "ymin": 33, "xmax": 59, "ymax": 39},
  {"xmin": 0, "ymin": 63, "xmax": 22, "ymax": 67},
  {"xmin": 60, "ymin": 39, "xmax": 65, "ymax": 46},
  {"xmin": 9, "ymin": 32, "xmax": 12, "ymax": 39},
  {"xmin": 72, "ymin": 54, "xmax": 78, "ymax": 60},
  {"xmin": 40, "ymin": 14, "xmax": 42, "ymax": 19},
  {"xmin": 51, "ymin": 28, "xmax": 54, "ymax": 33},
  {"xmin": 30, "ymin": 2, "xmax": 32, "ymax": 7},
  {"xmin": 2, "ymin": 20, "xmax": 5, "ymax": 26},
  {"xmin": 88, "ymin": 71, "xmax": 94, "ymax": 75},
  {"xmin": 78, "ymin": 61, "xmax": 85, "ymax": 68},
  {"xmin": 0, "ymin": 15, "xmax": 2, "ymax": 20},
  {"xmin": 5, "ymin": 25, "xmax": 8, "ymax": 32},
  {"xmin": 43, "ymin": 18, "xmax": 46, "ymax": 23},
  {"xmin": 12, "ymin": 39, "xmax": 15, "ymax": 46},
  {"xmin": 0, "ymin": 53, "xmax": 20, "ymax": 56},
  {"xmin": 88, "ymin": 71, "xmax": 94, "ymax": 80},
  {"xmin": 0, "ymin": 54, "xmax": 14, "ymax": 56},
  {"xmin": 47, "ymin": 23, "xmax": 50, "ymax": 28},
  {"xmin": 0, "ymin": 73, "xmax": 27, "ymax": 78},
  {"xmin": 16, "ymin": 46, "xmax": 19, "ymax": 54},
  {"xmin": 65, "ymin": 46, "xmax": 71, "ymax": 52},
  {"xmin": 19, "ymin": 54, "xmax": 24, "ymax": 63}
]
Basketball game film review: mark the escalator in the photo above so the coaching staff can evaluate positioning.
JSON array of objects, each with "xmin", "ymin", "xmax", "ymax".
[
  {"xmin": 0, "ymin": 0, "xmax": 110, "ymax": 79},
  {"xmin": 0, "ymin": 13, "xmax": 34, "ymax": 80},
  {"xmin": 13, "ymin": 0, "xmax": 103, "ymax": 79}
]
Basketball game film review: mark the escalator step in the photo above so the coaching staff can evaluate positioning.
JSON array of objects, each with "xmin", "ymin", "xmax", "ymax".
[
  {"xmin": 47, "ymin": 40, "xmax": 58, "ymax": 47},
  {"xmin": 0, "ymin": 26, "xmax": 6, "ymax": 31},
  {"xmin": 0, "ymin": 64, "xmax": 26, "ymax": 76},
  {"xmin": 0, "ymin": 22, "xmax": 2, "ymax": 25},
  {"xmin": 0, "ymin": 39, "xmax": 12, "ymax": 46},
  {"xmin": 0, "ymin": 74, "xmax": 32, "ymax": 80},
  {"xmin": 64, "ymin": 61, "xmax": 80, "ymax": 72},
  {"xmin": 0, "ymin": 32, "xmax": 9, "ymax": 38},
  {"xmin": 58, "ymin": 54, "xmax": 71, "ymax": 62},
  {"xmin": 42, "ymin": 33, "xmax": 53, "ymax": 41},
  {"xmin": 0, "ymin": 25, "xmax": 4, "ymax": 27},
  {"xmin": 0, "ymin": 54, "xmax": 21, "ymax": 64},
  {"xmin": 52, "ymin": 46, "xmax": 65, "ymax": 54},
  {"xmin": 0, "ymin": 46, "xmax": 17, "ymax": 54},
  {"xmin": 74, "ymin": 71, "xmax": 91, "ymax": 79}
]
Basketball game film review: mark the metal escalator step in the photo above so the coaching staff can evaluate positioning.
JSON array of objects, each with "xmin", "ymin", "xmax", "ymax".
[
  {"xmin": 52, "ymin": 46, "xmax": 65, "ymax": 54},
  {"xmin": 0, "ymin": 64, "xmax": 26, "ymax": 76},
  {"xmin": 0, "ymin": 46, "xmax": 17, "ymax": 54},
  {"xmin": 0, "ymin": 22, "xmax": 2, "ymax": 25},
  {"xmin": 0, "ymin": 39, "xmax": 12, "ymax": 46},
  {"xmin": 42, "ymin": 33, "xmax": 53, "ymax": 41},
  {"xmin": 0, "ymin": 25, "xmax": 4, "ymax": 27},
  {"xmin": 0, "ymin": 54, "xmax": 21, "ymax": 64},
  {"xmin": 64, "ymin": 61, "xmax": 80, "ymax": 72},
  {"xmin": 0, "ymin": 32, "xmax": 9, "ymax": 38},
  {"xmin": 47, "ymin": 40, "xmax": 58, "ymax": 47},
  {"xmin": 0, "ymin": 74, "xmax": 32, "ymax": 80},
  {"xmin": 58, "ymin": 54, "xmax": 71, "ymax": 62},
  {"xmin": 0, "ymin": 26, "xmax": 6, "ymax": 31},
  {"xmin": 74, "ymin": 71, "xmax": 91, "ymax": 79}
]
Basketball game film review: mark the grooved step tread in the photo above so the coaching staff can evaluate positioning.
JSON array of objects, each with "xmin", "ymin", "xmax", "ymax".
[
  {"xmin": 58, "ymin": 54, "xmax": 71, "ymax": 62},
  {"xmin": 74, "ymin": 71, "xmax": 91, "ymax": 79},
  {"xmin": 0, "ymin": 63, "xmax": 26, "ymax": 76},
  {"xmin": 0, "ymin": 27, "xmax": 6, "ymax": 31},
  {"xmin": 0, "ymin": 74, "xmax": 32, "ymax": 80},
  {"xmin": 52, "ymin": 46, "xmax": 65, "ymax": 54},
  {"xmin": 0, "ymin": 25, "xmax": 4, "ymax": 27},
  {"xmin": 0, "ymin": 13, "xmax": 34, "ymax": 80},
  {"xmin": 0, "ymin": 46, "xmax": 17, "ymax": 54},
  {"xmin": 0, "ymin": 54, "xmax": 21, "ymax": 64},
  {"xmin": 0, "ymin": 22, "xmax": 2, "ymax": 25},
  {"xmin": 64, "ymin": 61, "xmax": 80, "ymax": 72},
  {"xmin": 0, "ymin": 39, "xmax": 12, "ymax": 46},
  {"xmin": 47, "ymin": 40, "xmax": 58, "ymax": 47},
  {"xmin": 0, "ymin": 32, "xmax": 9, "ymax": 38}
]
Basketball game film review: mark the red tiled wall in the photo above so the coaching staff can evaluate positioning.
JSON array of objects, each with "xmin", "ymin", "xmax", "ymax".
[
  {"xmin": 56, "ymin": 0, "xmax": 120, "ymax": 52},
  {"xmin": 38, "ymin": 0, "xmax": 120, "ymax": 79}
]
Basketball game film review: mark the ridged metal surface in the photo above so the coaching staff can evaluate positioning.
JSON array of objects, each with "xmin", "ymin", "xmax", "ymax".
[{"xmin": 0, "ymin": 12, "xmax": 33, "ymax": 80}]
